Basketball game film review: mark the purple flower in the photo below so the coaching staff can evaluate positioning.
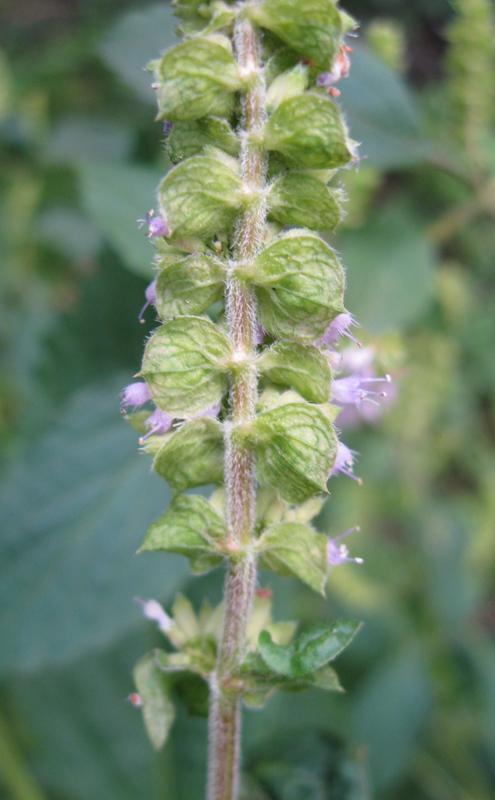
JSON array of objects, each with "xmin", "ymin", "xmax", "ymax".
[
  {"xmin": 138, "ymin": 210, "xmax": 170, "ymax": 239},
  {"xmin": 254, "ymin": 323, "xmax": 266, "ymax": 347},
  {"xmin": 327, "ymin": 527, "xmax": 363, "ymax": 567},
  {"xmin": 330, "ymin": 441, "xmax": 362, "ymax": 484},
  {"xmin": 121, "ymin": 381, "xmax": 152, "ymax": 410},
  {"xmin": 163, "ymin": 121, "xmax": 174, "ymax": 134},
  {"xmin": 317, "ymin": 313, "xmax": 361, "ymax": 349},
  {"xmin": 135, "ymin": 597, "xmax": 172, "ymax": 633},
  {"xmin": 139, "ymin": 408, "xmax": 174, "ymax": 443},
  {"xmin": 317, "ymin": 46, "xmax": 352, "ymax": 88},
  {"xmin": 199, "ymin": 402, "xmax": 221, "ymax": 420},
  {"xmin": 331, "ymin": 374, "xmax": 391, "ymax": 408},
  {"xmin": 138, "ymin": 278, "xmax": 157, "ymax": 323}
]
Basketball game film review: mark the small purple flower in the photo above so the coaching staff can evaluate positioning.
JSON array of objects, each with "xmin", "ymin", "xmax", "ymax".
[
  {"xmin": 327, "ymin": 527, "xmax": 363, "ymax": 567},
  {"xmin": 254, "ymin": 323, "xmax": 266, "ymax": 347},
  {"xmin": 331, "ymin": 374, "xmax": 391, "ymax": 408},
  {"xmin": 135, "ymin": 597, "xmax": 172, "ymax": 633},
  {"xmin": 138, "ymin": 278, "xmax": 157, "ymax": 323},
  {"xmin": 330, "ymin": 441, "xmax": 362, "ymax": 484},
  {"xmin": 317, "ymin": 313, "xmax": 361, "ymax": 349},
  {"xmin": 316, "ymin": 47, "xmax": 351, "ymax": 88},
  {"xmin": 163, "ymin": 121, "xmax": 174, "ymax": 134},
  {"xmin": 139, "ymin": 408, "xmax": 174, "ymax": 443},
  {"xmin": 121, "ymin": 381, "xmax": 152, "ymax": 410},
  {"xmin": 199, "ymin": 402, "xmax": 221, "ymax": 420},
  {"xmin": 138, "ymin": 210, "xmax": 170, "ymax": 239}
]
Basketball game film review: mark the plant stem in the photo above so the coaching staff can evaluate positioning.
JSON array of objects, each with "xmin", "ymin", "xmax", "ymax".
[{"xmin": 206, "ymin": 16, "xmax": 267, "ymax": 800}]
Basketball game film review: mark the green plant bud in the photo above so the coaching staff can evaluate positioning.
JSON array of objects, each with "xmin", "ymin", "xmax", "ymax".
[
  {"xmin": 261, "ymin": 93, "xmax": 356, "ymax": 169},
  {"xmin": 133, "ymin": 653, "xmax": 175, "ymax": 750},
  {"xmin": 155, "ymin": 254, "xmax": 225, "ymax": 318},
  {"xmin": 283, "ymin": 495, "xmax": 326, "ymax": 523},
  {"xmin": 257, "ymin": 342, "xmax": 332, "ymax": 403},
  {"xmin": 141, "ymin": 316, "xmax": 232, "ymax": 416},
  {"xmin": 266, "ymin": 64, "xmax": 309, "ymax": 112},
  {"xmin": 268, "ymin": 172, "xmax": 342, "ymax": 231},
  {"xmin": 256, "ymin": 521, "xmax": 329, "ymax": 594},
  {"xmin": 247, "ymin": 0, "xmax": 343, "ymax": 70},
  {"xmin": 166, "ymin": 117, "xmax": 239, "ymax": 164},
  {"xmin": 152, "ymin": 35, "xmax": 242, "ymax": 122},
  {"xmin": 248, "ymin": 402, "xmax": 338, "ymax": 503},
  {"xmin": 153, "ymin": 418, "xmax": 224, "ymax": 493},
  {"xmin": 138, "ymin": 494, "xmax": 227, "ymax": 573},
  {"xmin": 158, "ymin": 155, "xmax": 245, "ymax": 240},
  {"xmin": 258, "ymin": 618, "xmax": 362, "ymax": 678},
  {"xmin": 247, "ymin": 231, "xmax": 346, "ymax": 342}
]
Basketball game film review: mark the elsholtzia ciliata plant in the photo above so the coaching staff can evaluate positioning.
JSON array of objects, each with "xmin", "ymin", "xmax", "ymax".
[{"xmin": 122, "ymin": 2, "xmax": 390, "ymax": 797}]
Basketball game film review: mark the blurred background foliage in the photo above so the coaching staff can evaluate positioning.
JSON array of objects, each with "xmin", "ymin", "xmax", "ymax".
[{"xmin": 1, "ymin": 0, "xmax": 495, "ymax": 798}]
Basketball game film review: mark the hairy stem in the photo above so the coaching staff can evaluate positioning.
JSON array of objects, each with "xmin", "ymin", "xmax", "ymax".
[{"xmin": 206, "ymin": 16, "xmax": 267, "ymax": 800}]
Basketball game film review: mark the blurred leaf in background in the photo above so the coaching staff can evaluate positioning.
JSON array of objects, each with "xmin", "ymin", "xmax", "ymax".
[{"xmin": 1, "ymin": 0, "xmax": 495, "ymax": 799}]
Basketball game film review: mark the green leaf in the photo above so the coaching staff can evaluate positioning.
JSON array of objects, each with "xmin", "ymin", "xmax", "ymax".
[
  {"xmin": 257, "ymin": 522, "xmax": 329, "ymax": 595},
  {"xmin": 98, "ymin": 4, "xmax": 178, "ymax": 103},
  {"xmin": 258, "ymin": 619, "xmax": 361, "ymax": 678},
  {"xmin": 261, "ymin": 94, "xmax": 355, "ymax": 169},
  {"xmin": 138, "ymin": 494, "xmax": 226, "ymax": 574},
  {"xmin": 0, "ymin": 377, "xmax": 189, "ymax": 674},
  {"xmin": 155, "ymin": 253, "xmax": 225, "ymax": 319},
  {"xmin": 152, "ymin": 35, "xmax": 241, "ymax": 121},
  {"xmin": 250, "ymin": 402, "xmax": 338, "ymax": 503},
  {"xmin": 133, "ymin": 653, "xmax": 176, "ymax": 750},
  {"xmin": 140, "ymin": 316, "xmax": 232, "ymax": 416},
  {"xmin": 153, "ymin": 418, "xmax": 224, "ymax": 493},
  {"xmin": 78, "ymin": 161, "xmax": 162, "ymax": 279},
  {"xmin": 268, "ymin": 172, "xmax": 342, "ymax": 231},
  {"xmin": 158, "ymin": 155, "xmax": 244, "ymax": 240},
  {"xmin": 340, "ymin": 45, "xmax": 429, "ymax": 169},
  {"xmin": 249, "ymin": 231, "xmax": 346, "ymax": 343},
  {"xmin": 166, "ymin": 117, "xmax": 239, "ymax": 163},
  {"xmin": 248, "ymin": 0, "xmax": 344, "ymax": 70},
  {"xmin": 338, "ymin": 204, "xmax": 435, "ymax": 331},
  {"xmin": 257, "ymin": 342, "xmax": 332, "ymax": 403}
]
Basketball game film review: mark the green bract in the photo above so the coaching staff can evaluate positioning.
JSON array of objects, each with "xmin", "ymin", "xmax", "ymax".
[
  {"xmin": 139, "ymin": 495, "xmax": 226, "ymax": 573},
  {"xmin": 152, "ymin": 418, "xmax": 224, "ymax": 493},
  {"xmin": 158, "ymin": 155, "xmax": 245, "ymax": 240},
  {"xmin": 256, "ymin": 521, "xmax": 329, "ymax": 594},
  {"xmin": 155, "ymin": 254, "xmax": 225, "ymax": 318},
  {"xmin": 140, "ymin": 316, "xmax": 232, "ymax": 415},
  {"xmin": 246, "ymin": 231, "xmax": 346, "ymax": 342},
  {"xmin": 268, "ymin": 172, "xmax": 342, "ymax": 230},
  {"xmin": 248, "ymin": 402, "xmax": 338, "ymax": 503},
  {"xmin": 166, "ymin": 117, "xmax": 239, "ymax": 163},
  {"xmin": 133, "ymin": 654, "xmax": 175, "ymax": 750},
  {"xmin": 152, "ymin": 35, "xmax": 242, "ymax": 121},
  {"xmin": 257, "ymin": 342, "xmax": 332, "ymax": 403},
  {"xmin": 261, "ymin": 94, "xmax": 356, "ymax": 169},
  {"xmin": 248, "ymin": 0, "xmax": 344, "ymax": 69}
]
